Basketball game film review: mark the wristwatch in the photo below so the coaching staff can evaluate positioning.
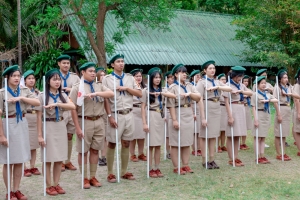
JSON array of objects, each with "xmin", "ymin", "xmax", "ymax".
[{"xmin": 108, "ymin": 114, "xmax": 112, "ymax": 118}]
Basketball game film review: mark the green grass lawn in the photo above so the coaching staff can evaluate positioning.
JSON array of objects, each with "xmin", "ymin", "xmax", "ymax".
[{"xmin": 1, "ymin": 107, "xmax": 299, "ymax": 200}]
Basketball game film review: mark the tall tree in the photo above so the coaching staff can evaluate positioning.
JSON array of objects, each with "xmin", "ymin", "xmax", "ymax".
[
  {"xmin": 233, "ymin": 0, "xmax": 300, "ymax": 74},
  {"xmin": 63, "ymin": 0, "xmax": 180, "ymax": 67}
]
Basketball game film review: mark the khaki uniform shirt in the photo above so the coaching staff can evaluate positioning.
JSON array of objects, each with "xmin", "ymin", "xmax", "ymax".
[
  {"xmin": 223, "ymin": 82, "xmax": 248, "ymax": 102},
  {"xmin": 196, "ymin": 79, "xmax": 223, "ymax": 100},
  {"xmin": 141, "ymin": 88, "xmax": 168, "ymax": 109},
  {"xmin": 69, "ymin": 81, "xmax": 111, "ymax": 117},
  {"xmin": 273, "ymin": 84, "xmax": 292, "ymax": 105},
  {"xmin": 167, "ymin": 82, "xmax": 199, "ymax": 107},
  {"xmin": 102, "ymin": 73, "xmax": 141, "ymax": 112},
  {"xmin": 251, "ymin": 92, "xmax": 274, "ymax": 109},
  {"xmin": 253, "ymin": 82, "xmax": 274, "ymax": 93},
  {"xmin": 0, "ymin": 87, "xmax": 36, "ymax": 116},
  {"xmin": 60, "ymin": 71, "xmax": 80, "ymax": 93}
]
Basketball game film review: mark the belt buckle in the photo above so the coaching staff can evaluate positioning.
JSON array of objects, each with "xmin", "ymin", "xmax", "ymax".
[
  {"xmin": 123, "ymin": 110, "xmax": 129, "ymax": 114},
  {"xmin": 238, "ymin": 101, "xmax": 242, "ymax": 104},
  {"xmin": 213, "ymin": 98, "xmax": 217, "ymax": 102},
  {"xmin": 92, "ymin": 116, "xmax": 96, "ymax": 121},
  {"xmin": 287, "ymin": 103, "xmax": 290, "ymax": 107},
  {"xmin": 156, "ymin": 108, "xmax": 161, "ymax": 113},
  {"xmin": 32, "ymin": 110, "xmax": 36, "ymax": 114},
  {"xmin": 184, "ymin": 104, "xmax": 188, "ymax": 108}
]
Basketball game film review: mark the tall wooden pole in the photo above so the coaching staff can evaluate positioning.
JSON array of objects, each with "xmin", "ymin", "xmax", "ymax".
[{"xmin": 17, "ymin": 0, "xmax": 22, "ymax": 71}]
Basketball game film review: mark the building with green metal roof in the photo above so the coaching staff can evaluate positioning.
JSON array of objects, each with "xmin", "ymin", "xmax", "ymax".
[{"xmin": 62, "ymin": 7, "xmax": 262, "ymax": 74}]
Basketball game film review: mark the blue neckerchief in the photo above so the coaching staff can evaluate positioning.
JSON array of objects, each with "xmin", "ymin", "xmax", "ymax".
[
  {"xmin": 60, "ymin": 71, "xmax": 70, "ymax": 95},
  {"xmin": 230, "ymin": 79, "xmax": 244, "ymax": 101},
  {"xmin": 204, "ymin": 76, "xmax": 218, "ymax": 97},
  {"xmin": 167, "ymin": 84, "xmax": 169, "ymax": 88},
  {"xmin": 112, "ymin": 72, "xmax": 125, "ymax": 95},
  {"xmin": 30, "ymin": 88, "xmax": 35, "ymax": 93},
  {"xmin": 7, "ymin": 86, "xmax": 22, "ymax": 123},
  {"xmin": 191, "ymin": 81, "xmax": 196, "ymax": 86},
  {"xmin": 258, "ymin": 90, "xmax": 269, "ymax": 113},
  {"xmin": 153, "ymin": 87, "xmax": 162, "ymax": 110},
  {"xmin": 174, "ymin": 80, "xmax": 190, "ymax": 102},
  {"xmin": 246, "ymin": 97, "xmax": 251, "ymax": 107},
  {"xmin": 84, "ymin": 80, "xmax": 99, "ymax": 102},
  {"xmin": 281, "ymin": 85, "xmax": 290, "ymax": 102},
  {"xmin": 49, "ymin": 92, "xmax": 60, "ymax": 121}
]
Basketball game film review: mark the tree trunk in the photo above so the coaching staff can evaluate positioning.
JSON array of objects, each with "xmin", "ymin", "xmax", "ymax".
[
  {"xmin": 17, "ymin": 0, "xmax": 22, "ymax": 71},
  {"xmin": 96, "ymin": 2, "xmax": 107, "ymax": 68}
]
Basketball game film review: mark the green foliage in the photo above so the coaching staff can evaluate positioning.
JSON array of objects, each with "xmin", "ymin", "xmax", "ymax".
[
  {"xmin": 180, "ymin": 0, "xmax": 197, "ymax": 10},
  {"xmin": 23, "ymin": 48, "xmax": 62, "ymax": 89},
  {"xmin": 197, "ymin": 0, "xmax": 246, "ymax": 14},
  {"xmin": 233, "ymin": 0, "xmax": 300, "ymax": 72},
  {"xmin": 106, "ymin": 68, "xmax": 114, "ymax": 74}
]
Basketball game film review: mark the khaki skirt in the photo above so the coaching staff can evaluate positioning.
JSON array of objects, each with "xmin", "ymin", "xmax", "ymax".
[
  {"xmin": 166, "ymin": 111, "xmax": 171, "ymax": 137},
  {"xmin": 149, "ymin": 110, "xmax": 165, "ymax": 146},
  {"xmin": 0, "ymin": 118, "xmax": 31, "ymax": 164},
  {"xmin": 132, "ymin": 106, "xmax": 146, "ymax": 139},
  {"xmin": 225, "ymin": 104, "xmax": 247, "ymax": 137},
  {"xmin": 194, "ymin": 103, "xmax": 201, "ymax": 134},
  {"xmin": 245, "ymin": 105, "xmax": 253, "ymax": 131},
  {"xmin": 274, "ymin": 106, "xmax": 291, "ymax": 137},
  {"xmin": 26, "ymin": 113, "xmax": 39, "ymax": 150},
  {"xmin": 41, "ymin": 120, "xmax": 68, "ymax": 162},
  {"xmin": 293, "ymin": 108, "xmax": 300, "ymax": 132},
  {"xmin": 199, "ymin": 101, "xmax": 221, "ymax": 138},
  {"xmin": 220, "ymin": 105, "xmax": 227, "ymax": 131},
  {"xmin": 251, "ymin": 110, "xmax": 270, "ymax": 137},
  {"xmin": 169, "ymin": 107, "xmax": 194, "ymax": 147}
]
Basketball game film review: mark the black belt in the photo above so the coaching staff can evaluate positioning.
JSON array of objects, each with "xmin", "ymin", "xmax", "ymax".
[
  {"xmin": 27, "ymin": 110, "xmax": 36, "ymax": 114},
  {"xmin": 257, "ymin": 109, "xmax": 265, "ymax": 112},
  {"xmin": 149, "ymin": 108, "xmax": 162, "ymax": 113},
  {"xmin": 133, "ymin": 104, "xmax": 141, "ymax": 108},
  {"xmin": 280, "ymin": 103, "xmax": 290, "ymax": 107},
  {"xmin": 220, "ymin": 104, "xmax": 225, "ymax": 106},
  {"xmin": 176, "ymin": 104, "xmax": 191, "ymax": 108},
  {"xmin": 45, "ymin": 117, "xmax": 64, "ymax": 122},
  {"xmin": 206, "ymin": 98, "xmax": 220, "ymax": 102},
  {"xmin": 116, "ymin": 109, "xmax": 132, "ymax": 115},
  {"xmin": 78, "ymin": 115, "xmax": 101, "ymax": 121},
  {"xmin": 5, "ymin": 113, "xmax": 26, "ymax": 118},
  {"xmin": 231, "ymin": 101, "xmax": 244, "ymax": 104}
]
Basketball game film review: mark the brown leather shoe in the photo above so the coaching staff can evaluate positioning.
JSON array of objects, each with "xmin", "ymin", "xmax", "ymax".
[
  {"xmin": 235, "ymin": 159, "xmax": 244, "ymax": 166},
  {"xmin": 218, "ymin": 146, "xmax": 222, "ymax": 153},
  {"xmin": 65, "ymin": 162, "xmax": 77, "ymax": 170},
  {"xmin": 182, "ymin": 166, "xmax": 194, "ymax": 173},
  {"xmin": 138, "ymin": 153, "xmax": 147, "ymax": 161},
  {"xmin": 155, "ymin": 169, "xmax": 164, "ymax": 177},
  {"xmin": 30, "ymin": 168, "xmax": 41, "ymax": 175},
  {"xmin": 130, "ymin": 155, "xmax": 139, "ymax": 162},
  {"xmin": 228, "ymin": 160, "xmax": 241, "ymax": 167},
  {"xmin": 173, "ymin": 168, "xmax": 186, "ymax": 175},
  {"xmin": 6, "ymin": 191, "xmax": 17, "ymax": 200},
  {"xmin": 14, "ymin": 190, "xmax": 27, "ymax": 200},
  {"xmin": 23, "ymin": 169, "xmax": 32, "ymax": 177},
  {"xmin": 121, "ymin": 172, "xmax": 135, "ymax": 180},
  {"xmin": 46, "ymin": 186, "xmax": 58, "ymax": 196},
  {"xmin": 149, "ymin": 169, "xmax": 158, "ymax": 178},
  {"xmin": 55, "ymin": 184, "xmax": 66, "ymax": 194},
  {"xmin": 221, "ymin": 146, "xmax": 227, "ymax": 151},
  {"xmin": 210, "ymin": 161, "xmax": 220, "ymax": 169},
  {"xmin": 90, "ymin": 177, "xmax": 102, "ymax": 187},
  {"xmin": 197, "ymin": 150, "xmax": 202, "ymax": 156},
  {"xmin": 61, "ymin": 163, "xmax": 65, "ymax": 172},
  {"xmin": 107, "ymin": 174, "xmax": 117, "ymax": 183},
  {"xmin": 84, "ymin": 178, "xmax": 91, "ymax": 189}
]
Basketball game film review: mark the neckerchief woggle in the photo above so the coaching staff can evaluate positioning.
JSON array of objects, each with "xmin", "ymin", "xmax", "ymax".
[
  {"xmin": 204, "ymin": 76, "xmax": 218, "ymax": 97},
  {"xmin": 174, "ymin": 80, "xmax": 190, "ymax": 102},
  {"xmin": 60, "ymin": 71, "xmax": 70, "ymax": 95},
  {"xmin": 7, "ymin": 86, "xmax": 23, "ymax": 123},
  {"xmin": 84, "ymin": 80, "xmax": 99, "ymax": 102},
  {"xmin": 112, "ymin": 72, "xmax": 125, "ymax": 95},
  {"xmin": 49, "ymin": 92, "xmax": 60, "ymax": 121},
  {"xmin": 258, "ymin": 90, "xmax": 269, "ymax": 113},
  {"xmin": 230, "ymin": 79, "xmax": 244, "ymax": 101},
  {"xmin": 153, "ymin": 87, "xmax": 163, "ymax": 110}
]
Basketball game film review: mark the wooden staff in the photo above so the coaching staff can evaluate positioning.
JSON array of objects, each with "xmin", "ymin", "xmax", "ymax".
[
  {"xmin": 193, "ymin": 76, "xmax": 197, "ymax": 157},
  {"xmin": 177, "ymin": 75, "xmax": 181, "ymax": 175},
  {"xmin": 205, "ymin": 76, "xmax": 208, "ymax": 169},
  {"xmin": 113, "ymin": 76, "xmax": 120, "ymax": 182},
  {"xmin": 42, "ymin": 76, "xmax": 46, "ymax": 196},
  {"xmin": 255, "ymin": 76, "xmax": 259, "ymax": 164},
  {"xmin": 147, "ymin": 75, "xmax": 150, "ymax": 178},
  {"xmin": 276, "ymin": 76, "xmax": 284, "ymax": 161},
  {"xmin": 164, "ymin": 76, "xmax": 167, "ymax": 160},
  {"xmin": 228, "ymin": 76, "xmax": 235, "ymax": 167}
]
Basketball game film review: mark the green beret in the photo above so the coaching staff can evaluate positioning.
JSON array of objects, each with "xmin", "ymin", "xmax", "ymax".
[
  {"xmin": 231, "ymin": 66, "xmax": 246, "ymax": 72},
  {"xmin": 109, "ymin": 54, "xmax": 124, "ymax": 65},
  {"xmin": 171, "ymin": 64, "xmax": 184, "ymax": 75},
  {"xmin": 130, "ymin": 68, "xmax": 143, "ymax": 75},
  {"xmin": 57, "ymin": 55, "xmax": 71, "ymax": 62},
  {"xmin": 256, "ymin": 68, "xmax": 267, "ymax": 76},
  {"xmin": 190, "ymin": 70, "xmax": 200, "ymax": 78},
  {"xmin": 277, "ymin": 69, "xmax": 287, "ymax": 77},
  {"xmin": 165, "ymin": 71, "xmax": 172, "ymax": 77},
  {"xmin": 217, "ymin": 73, "xmax": 225, "ymax": 80},
  {"xmin": 148, "ymin": 67, "xmax": 161, "ymax": 76},
  {"xmin": 24, "ymin": 70, "xmax": 35, "ymax": 79},
  {"xmin": 96, "ymin": 67, "xmax": 106, "ymax": 73},
  {"xmin": 253, "ymin": 76, "xmax": 266, "ymax": 84},
  {"xmin": 2, "ymin": 65, "xmax": 19, "ymax": 76},
  {"xmin": 295, "ymin": 68, "xmax": 300, "ymax": 79},
  {"xmin": 45, "ymin": 69, "xmax": 60, "ymax": 79},
  {"xmin": 242, "ymin": 75, "xmax": 250, "ymax": 80},
  {"xmin": 79, "ymin": 62, "xmax": 96, "ymax": 71},
  {"xmin": 201, "ymin": 60, "xmax": 215, "ymax": 70}
]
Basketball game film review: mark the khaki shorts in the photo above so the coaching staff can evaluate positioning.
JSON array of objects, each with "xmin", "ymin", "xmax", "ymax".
[
  {"xmin": 63, "ymin": 111, "xmax": 75, "ymax": 134},
  {"xmin": 76, "ymin": 117, "xmax": 105, "ymax": 153},
  {"xmin": 106, "ymin": 112, "xmax": 134, "ymax": 143}
]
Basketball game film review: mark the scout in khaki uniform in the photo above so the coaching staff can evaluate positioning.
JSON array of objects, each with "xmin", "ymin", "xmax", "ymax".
[
  {"xmin": 165, "ymin": 71, "xmax": 174, "ymax": 159},
  {"xmin": 141, "ymin": 67, "xmax": 176, "ymax": 178},
  {"xmin": 22, "ymin": 70, "xmax": 42, "ymax": 177},
  {"xmin": 189, "ymin": 70, "xmax": 202, "ymax": 156},
  {"xmin": 196, "ymin": 61, "xmax": 232, "ymax": 169},
  {"xmin": 0, "ymin": 65, "xmax": 40, "ymax": 200},
  {"xmin": 36, "ymin": 69, "xmax": 76, "ymax": 196},
  {"xmin": 273, "ymin": 69, "xmax": 293, "ymax": 161},
  {"xmin": 129, "ymin": 69, "xmax": 147, "ymax": 162},
  {"xmin": 223, "ymin": 66, "xmax": 252, "ymax": 167},
  {"xmin": 102, "ymin": 54, "xmax": 142, "ymax": 182},
  {"xmin": 96, "ymin": 67, "xmax": 108, "ymax": 166},
  {"xmin": 217, "ymin": 73, "xmax": 227, "ymax": 152},
  {"xmin": 167, "ymin": 64, "xmax": 200, "ymax": 175},
  {"xmin": 240, "ymin": 75, "xmax": 253, "ymax": 150},
  {"xmin": 70, "ymin": 62, "xmax": 114, "ymax": 188},
  {"xmin": 57, "ymin": 55, "xmax": 80, "ymax": 171},
  {"xmin": 251, "ymin": 76, "xmax": 278, "ymax": 164},
  {"xmin": 292, "ymin": 69, "xmax": 300, "ymax": 155}
]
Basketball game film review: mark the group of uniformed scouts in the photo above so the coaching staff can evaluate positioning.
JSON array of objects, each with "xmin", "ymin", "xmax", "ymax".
[{"xmin": 1, "ymin": 54, "xmax": 300, "ymax": 199}]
